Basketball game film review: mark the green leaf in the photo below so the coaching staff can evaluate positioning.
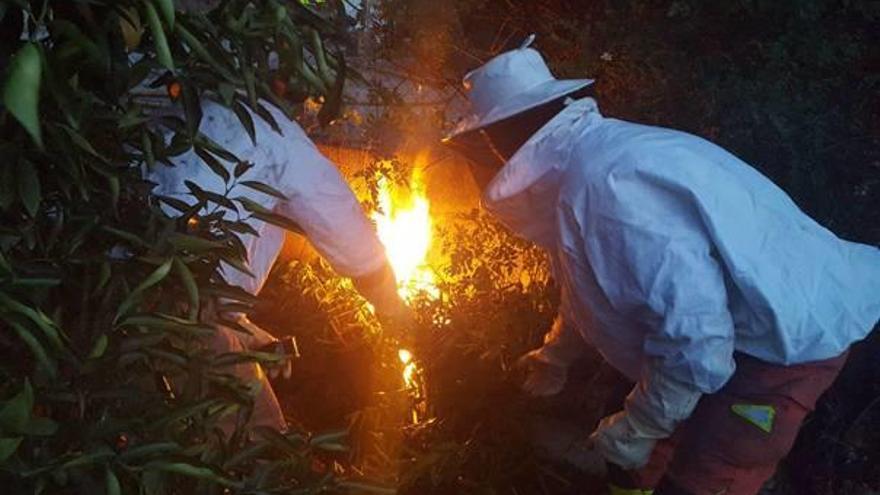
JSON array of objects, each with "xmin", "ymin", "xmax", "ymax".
[
  {"xmin": 153, "ymin": 0, "xmax": 174, "ymax": 30},
  {"xmin": 233, "ymin": 160, "xmax": 254, "ymax": 179},
  {"xmin": 249, "ymin": 210, "xmax": 304, "ymax": 235},
  {"xmin": 102, "ymin": 226, "xmax": 149, "ymax": 248},
  {"xmin": 0, "ymin": 292, "xmax": 64, "ymax": 350},
  {"xmin": 115, "ymin": 258, "xmax": 174, "ymax": 321},
  {"xmin": 217, "ymin": 252, "xmax": 254, "ymax": 279},
  {"xmin": 58, "ymin": 125, "xmax": 106, "ymax": 161},
  {"xmin": 194, "ymin": 146, "xmax": 230, "ymax": 183},
  {"xmin": 22, "ymin": 416, "xmax": 58, "ymax": 436},
  {"xmin": 0, "ymin": 379, "xmax": 33, "ymax": 433},
  {"xmin": 173, "ymin": 258, "xmax": 199, "ymax": 320},
  {"xmin": 310, "ymin": 429, "xmax": 348, "ymax": 447},
  {"xmin": 58, "ymin": 446, "xmax": 115, "ymax": 470},
  {"xmin": 119, "ymin": 314, "xmax": 214, "ymax": 336},
  {"xmin": 166, "ymin": 233, "xmax": 224, "ymax": 253},
  {"xmin": 243, "ymin": 69, "xmax": 257, "ymax": 108},
  {"xmin": 175, "ymin": 23, "xmax": 234, "ymax": 81},
  {"xmin": 252, "ymin": 427, "xmax": 306, "ymax": 454},
  {"xmin": 88, "ymin": 334, "xmax": 109, "ymax": 359},
  {"xmin": 218, "ymin": 83, "xmax": 235, "ymax": 105},
  {"xmin": 2, "ymin": 43, "xmax": 43, "ymax": 147},
  {"xmin": 194, "ymin": 135, "xmax": 239, "ymax": 163},
  {"xmin": 254, "ymin": 103, "xmax": 282, "ymax": 135},
  {"xmin": 231, "ymin": 101, "xmax": 256, "ymax": 145},
  {"xmin": 224, "ymin": 220, "xmax": 258, "ymax": 236},
  {"xmin": 0, "ymin": 251, "xmax": 11, "ymax": 275},
  {"xmin": 143, "ymin": 1, "xmax": 173, "ymax": 70},
  {"xmin": 141, "ymin": 130, "xmax": 156, "ymax": 168},
  {"xmin": 143, "ymin": 461, "xmax": 242, "ymax": 488},
  {"xmin": 235, "ymin": 196, "xmax": 303, "ymax": 234},
  {"xmin": 239, "ymin": 181, "xmax": 287, "ymax": 200},
  {"xmin": 96, "ymin": 261, "xmax": 111, "ymax": 293},
  {"xmin": 2, "ymin": 316, "xmax": 57, "ymax": 378},
  {"xmin": 4, "ymin": 278, "xmax": 61, "ymax": 288},
  {"xmin": 0, "ymin": 437, "xmax": 22, "ymax": 463},
  {"xmin": 105, "ymin": 468, "xmax": 121, "ymax": 495},
  {"xmin": 117, "ymin": 442, "xmax": 180, "ymax": 462},
  {"xmin": 157, "ymin": 195, "xmax": 193, "ymax": 213},
  {"xmin": 17, "ymin": 160, "xmax": 40, "ymax": 217},
  {"xmin": 183, "ymin": 180, "xmax": 236, "ymax": 210},
  {"xmin": 109, "ymin": 176, "xmax": 120, "ymax": 212},
  {"xmin": 181, "ymin": 83, "xmax": 202, "ymax": 138}
]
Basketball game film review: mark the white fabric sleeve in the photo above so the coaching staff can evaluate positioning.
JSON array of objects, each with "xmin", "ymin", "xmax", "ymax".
[
  {"xmin": 274, "ymin": 153, "xmax": 388, "ymax": 278},
  {"xmin": 220, "ymin": 101, "xmax": 388, "ymax": 280}
]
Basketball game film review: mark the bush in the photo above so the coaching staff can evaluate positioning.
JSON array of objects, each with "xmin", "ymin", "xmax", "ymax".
[
  {"xmin": 0, "ymin": 1, "xmax": 388, "ymax": 493},
  {"xmin": 256, "ymin": 201, "xmax": 614, "ymax": 493}
]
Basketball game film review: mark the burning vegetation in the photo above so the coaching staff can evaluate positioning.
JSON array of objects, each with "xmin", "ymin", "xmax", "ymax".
[{"xmin": 253, "ymin": 157, "xmax": 614, "ymax": 494}]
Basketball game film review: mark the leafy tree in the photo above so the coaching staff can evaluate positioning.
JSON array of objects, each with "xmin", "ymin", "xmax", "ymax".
[{"xmin": 0, "ymin": 1, "xmax": 389, "ymax": 493}]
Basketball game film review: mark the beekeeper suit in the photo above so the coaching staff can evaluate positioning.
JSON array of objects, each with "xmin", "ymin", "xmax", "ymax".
[
  {"xmin": 445, "ymin": 37, "xmax": 880, "ymax": 495},
  {"xmin": 147, "ymin": 99, "xmax": 405, "ymax": 431}
]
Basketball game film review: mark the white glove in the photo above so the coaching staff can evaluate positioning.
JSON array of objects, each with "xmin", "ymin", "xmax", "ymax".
[
  {"xmin": 517, "ymin": 349, "xmax": 568, "ymax": 397},
  {"xmin": 589, "ymin": 410, "xmax": 659, "ymax": 469},
  {"xmin": 589, "ymin": 367, "xmax": 703, "ymax": 469},
  {"xmin": 235, "ymin": 314, "xmax": 294, "ymax": 380},
  {"xmin": 516, "ymin": 313, "xmax": 588, "ymax": 397}
]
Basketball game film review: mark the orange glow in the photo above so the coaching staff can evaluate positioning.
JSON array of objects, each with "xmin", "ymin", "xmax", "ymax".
[
  {"xmin": 398, "ymin": 349, "xmax": 417, "ymax": 389},
  {"xmin": 371, "ymin": 160, "xmax": 437, "ymax": 392},
  {"xmin": 371, "ymin": 166, "xmax": 438, "ymax": 302}
]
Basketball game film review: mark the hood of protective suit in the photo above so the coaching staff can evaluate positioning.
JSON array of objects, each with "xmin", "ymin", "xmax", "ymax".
[{"xmin": 482, "ymin": 98, "xmax": 600, "ymax": 249}]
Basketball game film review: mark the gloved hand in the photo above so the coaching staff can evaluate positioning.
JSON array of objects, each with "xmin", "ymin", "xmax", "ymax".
[
  {"xmin": 588, "ymin": 370, "xmax": 703, "ymax": 469},
  {"xmin": 588, "ymin": 410, "xmax": 659, "ymax": 470},
  {"xmin": 257, "ymin": 336, "xmax": 299, "ymax": 380},
  {"xmin": 378, "ymin": 301, "xmax": 417, "ymax": 343},
  {"xmin": 516, "ymin": 348, "xmax": 568, "ymax": 397},
  {"xmin": 232, "ymin": 313, "xmax": 297, "ymax": 381}
]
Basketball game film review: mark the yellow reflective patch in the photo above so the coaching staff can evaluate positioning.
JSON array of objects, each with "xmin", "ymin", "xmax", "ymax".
[
  {"xmin": 608, "ymin": 484, "xmax": 654, "ymax": 495},
  {"xmin": 731, "ymin": 404, "xmax": 776, "ymax": 433}
]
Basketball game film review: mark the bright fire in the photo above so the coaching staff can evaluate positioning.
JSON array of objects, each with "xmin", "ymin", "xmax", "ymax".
[
  {"xmin": 398, "ymin": 349, "xmax": 417, "ymax": 389},
  {"xmin": 371, "ymin": 169, "xmax": 438, "ymax": 301},
  {"xmin": 371, "ymin": 164, "xmax": 437, "ymax": 392}
]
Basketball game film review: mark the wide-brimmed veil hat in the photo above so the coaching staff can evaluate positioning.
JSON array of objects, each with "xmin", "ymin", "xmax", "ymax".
[{"xmin": 445, "ymin": 35, "xmax": 594, "ymax": 141}]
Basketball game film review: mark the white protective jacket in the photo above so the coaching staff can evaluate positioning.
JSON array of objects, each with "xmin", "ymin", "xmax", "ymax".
[
  {"xmin": 484, "ymin": 97, "xmax": 880, "ymax": 467},
  {"xmin": 148, "ymin": 100, "xmax": 387, "ymax": 298},
  {"xmin": 145, "ymin": 100, "xmax": 388, "ymax": 431}
]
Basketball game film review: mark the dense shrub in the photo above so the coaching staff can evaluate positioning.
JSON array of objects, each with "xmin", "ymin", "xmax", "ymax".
[{"xmin": 0, "ymin": 1, "xmax": 390, "ymax": 493}]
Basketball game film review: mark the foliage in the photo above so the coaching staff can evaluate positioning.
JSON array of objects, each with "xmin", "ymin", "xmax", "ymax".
[
  {"xmin": 397, "ymin": 212, "xmax": 570, "ymax": 495},
  {"xmin": 0, "ymin": 1, "xmax": 389, "ymax": 493},
  {"xmin": 256, "ymin": 205, "xmax": 611, "ymax": 494}
]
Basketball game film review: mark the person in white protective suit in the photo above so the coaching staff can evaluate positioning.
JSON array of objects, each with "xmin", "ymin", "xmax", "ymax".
[
  {"xmin": 147, "ymin": 99, "xmax": 407, "ymax": 432},
  {"xmin": 444, "ymin": 36, "xmax": 880, "ymax": 495}
]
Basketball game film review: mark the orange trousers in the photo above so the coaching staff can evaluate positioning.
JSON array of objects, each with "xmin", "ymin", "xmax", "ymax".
[{"xmin": 611, "ymin": 352, "xmax": 848, "ymax": 495}]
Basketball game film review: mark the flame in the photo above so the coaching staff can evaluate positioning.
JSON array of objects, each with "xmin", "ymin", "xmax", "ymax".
[
  {"xmin": 371, "ymin": 168, "xmax": 438, "ymax": 301},
  {"xmin": 371, "ymin": 164, "xmax": 437, "ymax": 393},
  {"xmin": 398, "ymin": 349, "xmax": 417, "ymax": 389}
]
